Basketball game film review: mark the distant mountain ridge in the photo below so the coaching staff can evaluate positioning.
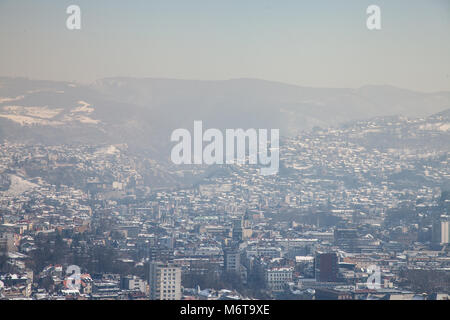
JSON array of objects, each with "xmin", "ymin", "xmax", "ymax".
[{"xmin": 0, "ymin": 76, "xmax": 449, "ymax": 158}]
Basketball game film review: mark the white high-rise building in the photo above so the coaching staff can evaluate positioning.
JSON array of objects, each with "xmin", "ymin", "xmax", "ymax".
[
  {"xmin": 441, "ymin": 219, "xmax": 450, "ymax": 244},
  {"xmin": 149, "ymin": 262, "xmax": 181, "ymax": 300}
]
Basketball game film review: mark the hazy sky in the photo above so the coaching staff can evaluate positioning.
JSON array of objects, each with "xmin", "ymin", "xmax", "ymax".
[{"xmin": 1, "ymin": 0, "xmax": 449, "ymax": 92}]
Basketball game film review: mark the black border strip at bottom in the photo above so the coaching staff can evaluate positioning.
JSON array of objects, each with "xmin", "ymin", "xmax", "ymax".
[{"xmin": 0, "ymin": 300, "xmax": 445, "ymax": 319}]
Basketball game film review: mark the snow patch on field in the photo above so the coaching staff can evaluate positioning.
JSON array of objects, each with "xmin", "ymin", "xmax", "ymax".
[
  {"xmin": 24, "ymin": 106, "xmax": 63, "ymax": 119},
  {"xmin": 0, "ymin": 101, "xmax": 100, "ymax": 126},
  {"xmin": 0, "ymin": 95, "xmax": 25, "ymax": 103},
  {"xmin": 66, "ymin": 101, "xmax": 99, "ymax": 124},
  {"xmin": 0, "ymin": 114, "xmax": 63, "ymax": 126},
  {"xmin": 96, "ymin": 145, "xmax": 120, "ymax": 155},
  {"xmin": 71, "ymin": 101, "xmax": 94, "ymax": 114},
  {"xmin": 418, "ymin": 122, "xmax": 450, "ymax": 132},
  {"xmin": 2, "ymin": 105, "xmax": 63, "ymax": 118},
  {"xmin": 0, "ymin": 105, "xmax": 64, "ymax": 125},
  {"xmin": 2, "ymin": 175, "xmax": 38, "ymax": 197}
]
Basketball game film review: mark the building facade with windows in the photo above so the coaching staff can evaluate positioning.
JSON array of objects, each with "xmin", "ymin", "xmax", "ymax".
[{"xmin": 149, "ymin": 262, "xmax": 181, "ymax": 300}]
